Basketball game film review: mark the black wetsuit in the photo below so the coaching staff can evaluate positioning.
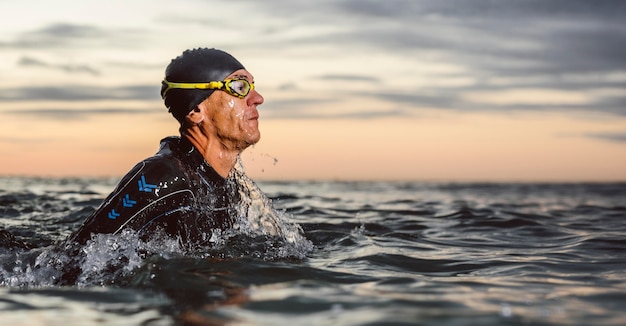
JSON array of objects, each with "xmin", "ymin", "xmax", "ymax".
[{"xmin": 70, "ymin": 136, "xmax": 239, "ymax": 247}]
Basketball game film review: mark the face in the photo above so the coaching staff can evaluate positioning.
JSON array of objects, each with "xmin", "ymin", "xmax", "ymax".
[{"xmin": 200, "ymin": 69, "xmax": 264, "ymax": 150}]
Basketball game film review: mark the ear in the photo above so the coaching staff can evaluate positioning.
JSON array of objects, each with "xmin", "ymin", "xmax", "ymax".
[{"xmin": 186, "ymin": 104, "xmax": 205, "ymax": 124}]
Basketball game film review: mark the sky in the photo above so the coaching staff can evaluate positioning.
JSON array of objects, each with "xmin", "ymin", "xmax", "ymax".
[{"xmin": 1, "ymin": 0, "xmax": 625, "ymax": 182}]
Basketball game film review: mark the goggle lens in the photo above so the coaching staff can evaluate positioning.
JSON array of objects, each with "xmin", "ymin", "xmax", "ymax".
[{"xmin": 226, "ymin": 79, "xmax": 252, "ymax": 98}]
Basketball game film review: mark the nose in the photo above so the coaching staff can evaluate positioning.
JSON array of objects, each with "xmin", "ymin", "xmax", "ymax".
[{"xmin": 247, "ymin": 89, "xmax": 264, "ymax": 106}]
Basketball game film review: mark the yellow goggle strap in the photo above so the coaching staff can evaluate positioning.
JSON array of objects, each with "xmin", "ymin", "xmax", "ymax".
[
  {"xmin": 161, "ymin": 80, "xmax": 226, "ymax": 98},
  {"xmin": 161, "ymin": 79, "xmax": 253, "ymax": 99}
]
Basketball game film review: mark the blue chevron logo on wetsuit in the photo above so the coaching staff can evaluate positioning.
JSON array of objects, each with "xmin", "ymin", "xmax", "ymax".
[
  {"xmin": 138, "ymin": 175, "xmax": 157, "ymax": 192},
  {"xmin": 107, "ymin": 209, "xmax": 120, "ymax": 220},
  {"xmin": 122, "ymin": 194, "xmax": 137, "ymax": 207}
]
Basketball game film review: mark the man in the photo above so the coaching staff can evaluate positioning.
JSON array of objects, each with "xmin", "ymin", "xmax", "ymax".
[{"xmin": 69, "ymin": 48, "xmax": 268, "ymax": 247}]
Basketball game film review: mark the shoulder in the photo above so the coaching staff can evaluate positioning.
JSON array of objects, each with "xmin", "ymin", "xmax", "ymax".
[
  {"xmin": 69, "ymin": 137, "xmax": 197, "ymax": 243},
  {"xmin": 112, "ymin": 138, "xmax": 194, "ymax": 203},
  {"xmin": 123, "ymin": 136, "xmax": 191, "ymax": 190}
]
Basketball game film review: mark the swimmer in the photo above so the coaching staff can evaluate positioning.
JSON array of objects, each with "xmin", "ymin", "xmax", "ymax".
[{"xmin": 69, "ymin": 48, "xmax": 265, "ymax": 248}]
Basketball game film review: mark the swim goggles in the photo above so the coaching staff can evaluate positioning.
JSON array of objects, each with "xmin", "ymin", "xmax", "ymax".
[{"xmin": 161, "ymin": 78, "xmax": 254, "ymax": 99}]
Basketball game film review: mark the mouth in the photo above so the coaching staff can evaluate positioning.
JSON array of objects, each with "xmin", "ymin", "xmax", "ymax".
[{"xmin": 248, "ymin": 112, "xmax": 259, "ymax": 121}]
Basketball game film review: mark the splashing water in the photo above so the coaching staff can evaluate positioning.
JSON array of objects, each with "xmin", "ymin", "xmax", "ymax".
[
  {"xmin": 0, "ymin": 165, "xmax": 312, "ymax": 288},
  {"xmin": 231, "ymin": 159, "xmax": 313, "ymax": 256}
]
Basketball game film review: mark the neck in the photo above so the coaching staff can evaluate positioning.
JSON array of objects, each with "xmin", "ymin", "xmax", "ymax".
[{"xmin": 182, "ymin": 128, "xmax": 240, "ymax": 178}]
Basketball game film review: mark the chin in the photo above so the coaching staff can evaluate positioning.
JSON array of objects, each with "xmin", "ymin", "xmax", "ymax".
[
  {"xmin": 238, "ymin": 134, "xmax": 260, "ymax": 150},
  {"xmin": 249, "ymin": 134, "xmax": 261, "ymax": 146},
  {"xmin": 247, "ymin": 128, "xmax": 261, "ymax": 144}
]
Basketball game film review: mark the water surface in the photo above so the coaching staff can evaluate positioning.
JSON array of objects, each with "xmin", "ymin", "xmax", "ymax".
[{"xmin": 1, "ymin": 177, "xmax": 625, "ymax": 325}]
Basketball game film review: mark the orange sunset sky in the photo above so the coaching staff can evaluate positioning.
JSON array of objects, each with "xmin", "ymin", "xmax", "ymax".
[{"xmin": 1, "ymin": 0, "xmax": 625, "ymax": 182}]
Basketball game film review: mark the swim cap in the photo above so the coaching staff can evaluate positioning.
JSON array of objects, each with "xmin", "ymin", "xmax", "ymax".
[{"xmin": 161, "ymin": 48, "xmax": 245, "ymax": 123}]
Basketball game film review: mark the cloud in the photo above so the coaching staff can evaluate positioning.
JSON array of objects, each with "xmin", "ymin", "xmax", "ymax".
[
  {"xmin": 357, "ymin": 89, "xmax": 626, "ymax": 116},
  {"xmin": 355, "ymin": 91, "xmax": 463, "ymax": 111},
  {"xmin": 337, "ymin": 0, "xmax": 626, "ymax": 22},
  {"xmin": 0, "ymin": 23, "xmax": 101, "ymax": 48},
  {"xmin": 262, "ymin": 97, "xmax": 406, "ymax": 120},
  {"xmin": 4, "ymin": 108, "xmax": 162, "ymax": 121},
  {"xmin": 585, "ymin": 131, "xmax": 626, "ymax": 143},
  {"xmin": 106, "ymin": 60, "xmax": 164, "ymax": 70},
  {"xmin": 30, "ymin": 23, "xmax": 106, "ymax": 38},
  {"xmin": 263, "ymin": 98, "xmax": 338, "ymax": 116},
  {"xmin": 315, "ymin": 74, "xmax": 380, "ymax": 83},
  {"xmin": 227, "ymin": 0, "xmax": 626, "ymax": 119},
  {"xmin": 0, "ymin": 85, "xmax": 159, "ymax": 102},
  {"xmin": 1, "ymin": 1, "xmax": 624, "ymax": 122},
  {"xmin": 330, "ymin": 0, "xmax": 626, "ymax": 75},
  {"xmin": 18, "ymin": 56, "xmax": 100, "ymax": 76},
  {"xmin": 0, "ymin": 22, "xmax": 146, "ymax": 49}
]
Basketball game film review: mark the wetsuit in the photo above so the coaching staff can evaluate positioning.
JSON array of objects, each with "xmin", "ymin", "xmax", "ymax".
[{"xmin": 70, "ymin": 136, "xmax": 239, "ymax": 247}]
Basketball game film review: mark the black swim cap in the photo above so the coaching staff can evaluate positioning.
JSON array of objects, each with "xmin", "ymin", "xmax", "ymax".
[{"xmin": 161, "ymin": 48, "xmax": 245, "ymax": 123}]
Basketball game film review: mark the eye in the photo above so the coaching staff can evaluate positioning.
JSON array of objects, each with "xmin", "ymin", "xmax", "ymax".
[{"xmin": 230, "ymin": 80, "xmax": 250, "ymax": 94}]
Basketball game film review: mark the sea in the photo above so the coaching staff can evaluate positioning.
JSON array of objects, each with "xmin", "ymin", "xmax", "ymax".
[{"xmin": 0, "ymin": 176, "xmax": 625, "ymax": 326}]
